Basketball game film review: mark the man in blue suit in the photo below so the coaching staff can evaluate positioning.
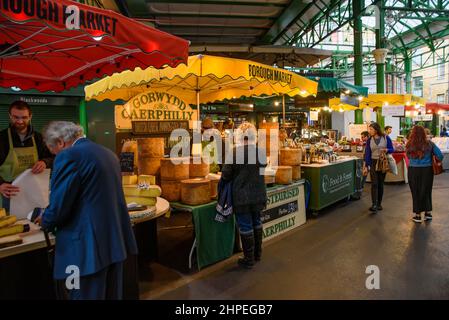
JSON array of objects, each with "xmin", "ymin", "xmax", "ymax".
[{"xmin": 41, "ymin": 121, "xmax": 138, "ymax": 300}]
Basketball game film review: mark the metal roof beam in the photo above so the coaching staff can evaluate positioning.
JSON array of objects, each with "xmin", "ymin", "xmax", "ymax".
[
  {"xmin": 261, "ymin": 0, "xmax": 313, "ymax": 44},
  {"xmin": 144, "ymin": 0, "xmax": 286, "ymax": 7},
  {"xmin": 383, "ymin": 6, "xmax": 449, "ymax": 15}
]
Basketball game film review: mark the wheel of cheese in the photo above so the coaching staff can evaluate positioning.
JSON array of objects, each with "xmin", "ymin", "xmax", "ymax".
[
  {"xmin": 138, "ymin": 157, "xmax": 161, "ymax": 176},
  {"xmin": 180, "ymin": 178, "xmax": 211, "ymax": 206},
  {"xmin": 160, "ymin": 157, "xmax": 190, "ymax": 181},
  {"xmin": 207, "ymin": 173, "xmax": 221, "ymax": 199},
  {"xmin": 189, "ymin": 157, "xmax": 210, "ymax": 178},
  {"xmin": 275, "ymin": 166, "xmax": 292, "ymax": 185},
  {"xmin": 161, "ymin": 180, "xmax": 181, "ymax": 202},
  {"xmin": 137, "ymin": 138, "xmax": 165, "ymax": 158},
  {"xmin": 280, "ymin": 148, "xmax": 302, "ymax": 166},
  {"xmin": 291, "ymin": 165, "xmax": 301, "ymax": 181}
]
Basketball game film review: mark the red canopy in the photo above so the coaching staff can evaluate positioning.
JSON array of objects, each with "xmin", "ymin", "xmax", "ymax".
[
  {"xmin": 0, "ymin": 0, "xmax": 189, "ymax": 92},
  {"xmin": 425, "ymin": 103, "xmax": 449, "ymax": 113}
]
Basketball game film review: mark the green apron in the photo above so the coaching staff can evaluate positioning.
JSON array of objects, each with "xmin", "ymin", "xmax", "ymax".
[
  {"xmin": 202, "ymin": 140, "xmax": 220, "ymax": 174},
  {"xmin": 0, "ymin": 128, "xmax": 39, "ymax": 208}
]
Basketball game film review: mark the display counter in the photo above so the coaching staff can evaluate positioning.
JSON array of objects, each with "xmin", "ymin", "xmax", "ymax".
[
  {"xmin": 0, "ymin": 198, "xmax": 169, "ymax": 299},
  {"xmin": 301, "ymin": 157, "xmax": 356, "ymax": 212},
  {"xmin": 169, "ymin": 180, "xmax": 307, "ymax": 270},
  {"xmin": 262, "ymin": 180, "xmax": 306, "ymax": 242}
]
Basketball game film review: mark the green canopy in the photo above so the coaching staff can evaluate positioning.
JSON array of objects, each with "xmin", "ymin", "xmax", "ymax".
[{"xmin": 309, "ymin": 77, "xmax": 369, "ymax": 97}]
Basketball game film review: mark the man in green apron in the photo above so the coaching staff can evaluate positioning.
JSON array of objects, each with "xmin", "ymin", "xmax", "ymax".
[{"xmin": 0, "ymin": 101, "xmax": 54, "ymax": 211}]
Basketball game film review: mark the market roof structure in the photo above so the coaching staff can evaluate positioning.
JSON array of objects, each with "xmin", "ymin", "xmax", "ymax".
[{"xmin": 109, "ymin": 0, "xmax": 449, "ymax": 69}]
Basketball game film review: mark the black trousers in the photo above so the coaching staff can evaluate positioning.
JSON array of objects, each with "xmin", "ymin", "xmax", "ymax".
[
  {"xmin": 370, "ymin": 159, "xmax": 387, "ymax": 206},
  {"xmin": 68, "ymin": 262, "xmax": 124, "ymax": 300},
  {"xmin": 408, "ymin": 166, "xmax": 434, "ymax": 214}
]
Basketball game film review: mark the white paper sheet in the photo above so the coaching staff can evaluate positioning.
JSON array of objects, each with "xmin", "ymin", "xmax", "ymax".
[{"xmin": 10, "ymin": 169, "xmax": 50, "ymax": 219}]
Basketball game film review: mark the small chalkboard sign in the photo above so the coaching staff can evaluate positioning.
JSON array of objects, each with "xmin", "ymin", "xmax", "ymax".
[{"xmin": 120, "ymin": 152, "xmax": 134, "ymax": 173}]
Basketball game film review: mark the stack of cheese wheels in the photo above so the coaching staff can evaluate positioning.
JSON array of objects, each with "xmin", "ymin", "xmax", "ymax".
[
  {"xmin": 180, "ymin": 178, "xmax": 211, "ymax": 206},
  {"xmin": 160, "ymin": 157, "xmax": 190, "ymax": 202},
  {"xmin": 280, "ymin": 148, "xmax": 302, "ymax": 181},
  {"xmin": 259, "ymin": 122, "xmax": 279, "ymax": 157},
  {"xmin": 207, "ymin": 173, "xmax": 221, "ymax": 199},
  {"xmin": 275, "ymin": 166, "xmax": 292, "ymax": 185},
  {"xmin": 123, "ymin": 185, "xmax": 161, "ymax": 207},
  {"xmin": 189, "ymin": 156, "xmax": 210, "ymax": 178},
  {"xmin": 137, "ymin": 138, "xmax": 165, "ymax": 176}
]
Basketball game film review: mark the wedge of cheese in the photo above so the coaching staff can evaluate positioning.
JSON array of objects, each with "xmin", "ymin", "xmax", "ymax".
[
  {"xmin": 122, "ymin": 175, "xmax": 138, "ymax": 185},
  {"xmin": 138, "ymin": 175, "xmax": 156, "ymax": 186},
  {"xmin": 125, "ymin": 197, "xmax": 157, "ymax": 207},
  {"xmin": 123, "ymin": 185, "xmax": 161, "ymax": 198},
  {"xmin": 123, "ymin": 185, "xmax": 161, "ymax": 206},
  {"xmin": 0, "ymin": 208, "xmax": 6, "ymax": 217}
]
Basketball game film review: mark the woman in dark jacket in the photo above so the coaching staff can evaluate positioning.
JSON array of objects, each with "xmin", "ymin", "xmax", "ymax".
[
  {"xmin": 221, "ymin": 123, "xmax": 267, "ymax": 268},
  {"xmin": 406, "ymin": 125, "xmax": 444, "ymax": 223},
  {"xmin": 363, "ymin": 122, "xmax": 394, "ymax": 213}
]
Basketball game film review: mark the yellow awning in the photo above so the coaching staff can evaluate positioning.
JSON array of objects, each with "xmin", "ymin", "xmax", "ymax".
[
  {"xmin": 359, "ymin": 94, "xmax": 426, "ymax": 108},
  {"xmin": 328, "ymin": 97, "xmax": 358, "ymax": 111},
  {"xmin": 85, "ymin": 54, "xmax": 318, "ymax": 104}
]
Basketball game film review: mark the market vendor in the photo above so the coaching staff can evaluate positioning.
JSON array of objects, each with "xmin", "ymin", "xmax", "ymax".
[
  {"xmin": 0, "ymin": 101, "xmax": 54, "ymax": 210},
  {"xmin": 201, "ymin": 117, "xmax": 221, "ymax": 173}
]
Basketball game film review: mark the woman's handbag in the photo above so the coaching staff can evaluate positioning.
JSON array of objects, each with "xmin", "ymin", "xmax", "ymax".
[
  {"xmin": 432, "ymin": 154, "xmax": 444, "ymax": 175},
  {"xmin": 431, "ymin": 142, "xmax": 444, "ymax": 175},
  {"xmin": 387, "ymin": 154, "xmax": 398, "ymax": 175},
  {"xmin": 375, "ymin": 152, "xmax": 390, "ymax": 173}
]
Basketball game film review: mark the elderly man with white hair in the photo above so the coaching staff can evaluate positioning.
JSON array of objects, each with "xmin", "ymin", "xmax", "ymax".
[{"xmin": 41, "ymin": 121, "xmax": 137, "ymax": 300}]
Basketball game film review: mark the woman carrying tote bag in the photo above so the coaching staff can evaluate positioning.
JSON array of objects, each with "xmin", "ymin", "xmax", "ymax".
[
  {"xmin": 406, "ymin": 125, "xmax": 444, "ymax": 223},
  {"xmin": 363, "ymin": 122, "xmax": 394, "ymax": 213}
]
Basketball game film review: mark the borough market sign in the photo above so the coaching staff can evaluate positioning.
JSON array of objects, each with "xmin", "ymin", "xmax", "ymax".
[{"xmin": 1, "ymin": 0, "xmax": 119, "ymax": 35}]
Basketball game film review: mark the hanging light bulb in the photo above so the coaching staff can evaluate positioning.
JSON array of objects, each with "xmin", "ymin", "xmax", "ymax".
[
  {"xmin": 339, "ymin": 108, "xmax": 344, "ymax": 113},
  {"xmin": 358, "ymin": 96, "xmax": 363, "ymax": 101},
  {"xmin": 274, "ymin": 101, "xmax": 280, "ymax": 107}
]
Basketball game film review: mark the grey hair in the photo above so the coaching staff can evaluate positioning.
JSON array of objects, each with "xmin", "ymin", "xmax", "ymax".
[{"xmin": 43, "ymin": 121, "xmax": 84, "ymax": 148}]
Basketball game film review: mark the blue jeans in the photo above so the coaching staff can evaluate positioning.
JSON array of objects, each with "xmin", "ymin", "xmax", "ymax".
[
  {"xmin": 361, "ymin": 175, "xmax": 367, "ymax": 189},
  {"xmin": 235, "ymin": 209, "xmax": 263, "ymax": 235}
]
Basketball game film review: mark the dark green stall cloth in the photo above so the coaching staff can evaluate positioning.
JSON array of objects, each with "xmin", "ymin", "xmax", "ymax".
[
  {"xmin": 301, "ymin": 159, "xmax": 356, "ymax": 211},
  {"xmin": 170, "ymin": 201, "xmax": 236, "ymax": 270}
]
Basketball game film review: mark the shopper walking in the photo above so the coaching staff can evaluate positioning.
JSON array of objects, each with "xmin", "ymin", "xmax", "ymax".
[
  {"xmin": 221, "ymin": 123, "xmax": 267, "ymax": 268},
  {"xmin": 406, "ymin": 125, "xmax": 444, "ymax": 223},
  {"xmin": 364, "ymin": 122, "xmax": 394, "ymax": 213}
]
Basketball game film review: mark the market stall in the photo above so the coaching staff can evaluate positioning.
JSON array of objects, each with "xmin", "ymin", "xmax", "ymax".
[
  {"xmin": 301, "ymin": 157, "xmax": 356, "ymax": 213},
  {"xmin": 169, "ymin": 179, "xmax": 306, "ymax": 270},
  {"xmin": 0, "ymin": 198, "xmax": 169, "ymax": 299}
]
